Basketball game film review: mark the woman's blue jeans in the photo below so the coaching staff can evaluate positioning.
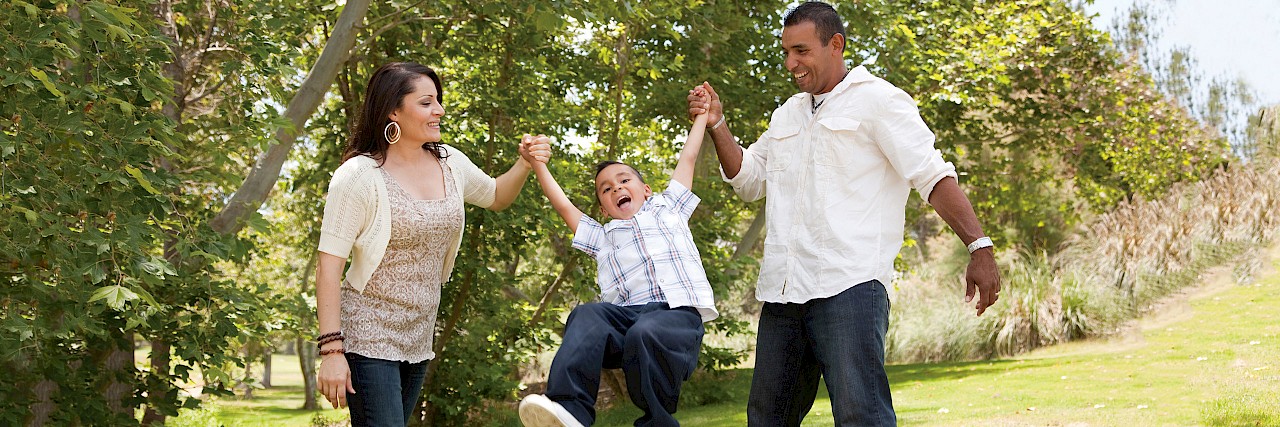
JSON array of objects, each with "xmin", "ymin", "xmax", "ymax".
[
  {"xmin": 345, "ymin": 352, "xmax": 429, "ymax": 427},
  {"xmin": 746, "ymin": 280, "xmax": 895, "ymax": 427}
]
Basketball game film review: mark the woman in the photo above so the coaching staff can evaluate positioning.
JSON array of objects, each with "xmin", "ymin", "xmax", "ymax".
[{"xmin": 314, "ymin": 62, "xmax": 548, "ymax": 426}]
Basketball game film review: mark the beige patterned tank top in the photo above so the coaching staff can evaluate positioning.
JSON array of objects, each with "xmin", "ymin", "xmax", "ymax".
[{"xmin": 341, "ymin": 163, "xmax": 463, "ymax": 363}]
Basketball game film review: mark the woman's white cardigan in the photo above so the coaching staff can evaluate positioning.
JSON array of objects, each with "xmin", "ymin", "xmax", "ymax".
[{"xmin": 317, "ymin": 145, "xmax": 497, "ymax": 292}]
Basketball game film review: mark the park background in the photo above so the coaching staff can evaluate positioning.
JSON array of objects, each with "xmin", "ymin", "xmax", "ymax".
[{"xmin": 3, "ymin": 0, "xmax": 1279, "ymax": 425}]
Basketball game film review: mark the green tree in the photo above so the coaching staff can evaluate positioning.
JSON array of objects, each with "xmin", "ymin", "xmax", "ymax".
[
  {"xmin": 838, "ymin": 0, "xmax": 1228, "ymax": 251},
  {"xmin": 3, "ymin": 1, "xmax": 1240, "ymax": 425},
  {"xmin": 3, "ymin": 1, "xmax": 192, "ymax": 424},
  {"xmin": 1106, "ymin": 0, "xmax": 1261, "ymax": 157}
]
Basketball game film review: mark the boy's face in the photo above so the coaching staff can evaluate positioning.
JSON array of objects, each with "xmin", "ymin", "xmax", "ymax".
[{"xmin": 595, "ymin": 163, "xmax": 652, "ymax": 220}]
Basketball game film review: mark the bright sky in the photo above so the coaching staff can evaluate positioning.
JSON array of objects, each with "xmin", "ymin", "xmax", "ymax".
[{"xmin": 1084, "ymin": 0, "xmax": 1280, "ymax": 107}]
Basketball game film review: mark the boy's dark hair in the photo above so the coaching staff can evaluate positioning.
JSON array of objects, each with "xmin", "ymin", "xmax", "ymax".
[
  {"xmin": 783, "ymin": 1, "xmax": 846, "ymax": 51},
  {"xmin": 593, "ymin": 161, "xmax": 645, "ymax": 204},
  {"xmin": 594, "ymin": 161, "xmax": 645, "ymax": 184}
]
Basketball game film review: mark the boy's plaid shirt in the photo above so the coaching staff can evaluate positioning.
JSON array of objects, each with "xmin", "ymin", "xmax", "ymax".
[{"xmin": 572, "ymin": 180, "xmax": 718, "ymax": 322}]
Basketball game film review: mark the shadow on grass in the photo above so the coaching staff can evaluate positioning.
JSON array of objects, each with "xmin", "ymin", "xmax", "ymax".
[
  {"xmin": 887, "ymin": 358, "xmax": 1054, "ymax": 384},
  {"xmin": 193, "ymin": 385, "xmax": 347, "ymax": 427}
]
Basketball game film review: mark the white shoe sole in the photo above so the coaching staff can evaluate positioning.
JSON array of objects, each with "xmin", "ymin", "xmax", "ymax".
[{"xmin": 518, "ymin": 395, "xmax": 583, "ymax": 427}]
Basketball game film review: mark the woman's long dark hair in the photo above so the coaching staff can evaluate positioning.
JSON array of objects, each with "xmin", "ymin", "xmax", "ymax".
[{"xmin": 342, "ymin": 62, "xmax": 447, "ymax": 163}]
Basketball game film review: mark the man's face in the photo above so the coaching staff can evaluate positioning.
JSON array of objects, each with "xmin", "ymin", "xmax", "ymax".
[
  {"xmin": 781, "ymin": 21, "xmax": 845, "ymax": 95},
  {"xmin": 595, "ymin": 164, "xmax": 652, "ymax": 220}
]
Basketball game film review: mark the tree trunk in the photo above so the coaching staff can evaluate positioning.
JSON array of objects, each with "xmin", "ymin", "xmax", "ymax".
[
  {"xmin": 298, "ymin": 253, "xmax": 321, "ymax": 410},
  {"xmin": 209, "ymin": 0, "xmax": 373, "ymax": 235},
  {"xmin": 141, "ymin": 340, "xmax": 171, "ymax": 424},
  {"xmin": 601, "ymin": 369, "xmax": 629, "ymax": 407},
  {"xmin": 606, "ymin": 27, "xmax": 630, "ymax": 158},
  {"xmin": 136, "ymin": 1, "xmax": 370, "ymax": 423},
  {"xmin": 262, "ymin": 346, "xmax": 273, "ymax": 388},
  {"xmin": 93, "ymin": 327, "xmax": 135, "ymax": 424},
  {"xmin": 298, "ymin": 336, "xmax": 319, "ymax": 410},
  {"xmin": 241, "ymin": 343, "xmax": 256, "ymax": 399},
  {"xmin": 734, "ymin": 211, "xmax": 766, "ymax": 314}
]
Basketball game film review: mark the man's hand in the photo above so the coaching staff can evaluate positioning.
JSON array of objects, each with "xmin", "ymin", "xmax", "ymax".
[
  {"xmin": 966, "ymin": 248, "xmax": 1001, "ymax": 316},
  {"xmin": 687, "ymin": 82, "xmax": 723, "ymax": 126}
]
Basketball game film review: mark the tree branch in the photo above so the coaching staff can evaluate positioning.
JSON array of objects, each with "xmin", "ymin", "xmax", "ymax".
[
  {"xmin": 353, "ymin": 15, "xmax": 449, "ymax": 55},
  {"xmin": 528, "ymin": 256, "xmax": 579, "ymax": 327},
  {"xmin": 209, "ymin": 0, "xmax": 373, "ymax": 234}
]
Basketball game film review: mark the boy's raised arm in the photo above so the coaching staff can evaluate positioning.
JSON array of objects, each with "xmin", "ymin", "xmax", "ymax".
[
  {"xmin": 672, "ymin": 89, "xmax": 711, "ymax": 189},
  {"xmin": 522, "ymin": 135, "xmax": 585, "ymax": 233}
]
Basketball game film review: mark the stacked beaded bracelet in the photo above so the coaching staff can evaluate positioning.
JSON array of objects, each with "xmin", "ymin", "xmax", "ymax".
[
  {"xmin": 318, "ymin": 348, "xmax": 345, "ymax": 356},
  {"xmin": 316, "ymin": 331, "xmax": 345, "ymax": 348}
]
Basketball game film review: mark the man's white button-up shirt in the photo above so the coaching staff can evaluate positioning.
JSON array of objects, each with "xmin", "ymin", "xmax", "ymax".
[{"xmin": 723, "ymin": 66, "xmax": 957, "ymax": 303}]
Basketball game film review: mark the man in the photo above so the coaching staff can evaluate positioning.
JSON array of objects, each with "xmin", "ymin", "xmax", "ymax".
[{"xmin": 687, "ymin": 2, "xmax": 1002, "ymax": 426}]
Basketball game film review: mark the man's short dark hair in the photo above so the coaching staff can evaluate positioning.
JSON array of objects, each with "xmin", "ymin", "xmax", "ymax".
[{"xmin": 783, "ymin": 1, "xmax": 846, "ymax": 50}]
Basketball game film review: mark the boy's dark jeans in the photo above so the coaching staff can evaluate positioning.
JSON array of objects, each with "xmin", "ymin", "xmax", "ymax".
[{"xmin": 545, "ymin": 302, "xmax": 704, "ymax": 426}]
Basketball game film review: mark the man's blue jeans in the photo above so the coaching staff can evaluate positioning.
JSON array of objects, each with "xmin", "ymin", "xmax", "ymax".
[
  {"xmin": 345, "ymin": 352, "xmax": 429, "ymax": 427},
  {"xmin": 747, "ymin": 281, "xmax": 894, "ymax": 427}
]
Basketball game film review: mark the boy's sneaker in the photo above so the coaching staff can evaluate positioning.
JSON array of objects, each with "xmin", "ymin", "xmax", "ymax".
[{"xmin": 518, "ymin": 394, "xmax": 584, "ymax": 427}]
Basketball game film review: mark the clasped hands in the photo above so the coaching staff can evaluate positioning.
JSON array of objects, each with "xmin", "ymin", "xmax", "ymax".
[{"xmin": 519, "ymin": 134, "xmax": 553, "ymax": 166}]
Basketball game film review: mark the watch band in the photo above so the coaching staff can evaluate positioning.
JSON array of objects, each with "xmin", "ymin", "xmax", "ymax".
[{"xmin": 967, "ymin": 236, "xmax": 993, "ymax": 254}]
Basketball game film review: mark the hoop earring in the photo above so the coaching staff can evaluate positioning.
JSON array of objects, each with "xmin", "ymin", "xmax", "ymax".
[{"xmin": 384, "ymin": 121, "xmax": 401, "ymax": 145}]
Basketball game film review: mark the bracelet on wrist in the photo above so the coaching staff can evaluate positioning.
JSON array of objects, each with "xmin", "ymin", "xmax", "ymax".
[
  {"xmin": 967, "ymin": 236, "xmax": 994, "ymax": 254},
  {"xmin": 317, "ymin": 331, "xmax": 346, "ymax": 348},
  {"xmin": 315, "ymin": 331, "xmax": 342, "ymax": 342},
  {"xmin": 319, "ymin": 348, "xmax": 345, "ymax": 356},
  {"xmin": 710, "ymin": 116, "xmax": 726, "ymax": 130},
  {"xmin": 317, "ymin": 336, "xmax": 345, "ymax": 348}
]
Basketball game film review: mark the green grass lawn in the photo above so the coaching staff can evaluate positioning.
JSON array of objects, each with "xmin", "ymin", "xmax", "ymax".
[
  {"xmin": 163, "ymin": 354, "xmax": 349, "ymax": 427},
  {"xmin": 188, "ymin": 261, "xmax": 1280, "ymax": 426}
]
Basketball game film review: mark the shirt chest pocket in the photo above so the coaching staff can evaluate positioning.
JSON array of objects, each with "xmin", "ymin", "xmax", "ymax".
[
  {"xmin": 815, "ymin": 117, "xmax": 863, "ymax": 167},
  {"xmin": 606, "ymin": 226, "xmax": 644, "ymax": 265},
  {"xmin": 764, "ymin": 125, "xmax": 801, "ymax": 172}
]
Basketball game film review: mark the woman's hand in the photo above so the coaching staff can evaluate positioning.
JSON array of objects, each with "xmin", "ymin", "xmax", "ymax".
[
  {"xmin": 519, "ymin": 134, "xmax": 553, "ymax": 165},
  {"xmin": 317, "ymin": 353, "xmax": 355, "ymax": 409}
]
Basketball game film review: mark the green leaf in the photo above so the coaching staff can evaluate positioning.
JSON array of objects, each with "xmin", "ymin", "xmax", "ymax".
[
  {"xmin": 131, "ymin": 285, "xmax": 162, "ymax": 309},
  {"xmin": 12, "ymin": 0, "xmax": 37, "ymax": 17},
  {"xmin": 29, "ymin": 68, "xmax": 64, "ymax": 98},
  {"xmin": 124, "ymin": 165, "xmax": 161, "ymax": 195},
  {"xmin": 139, "ymin": 257, "xmax": 176, "ymax": 277},
  {"xmin": 89, "ymin": 285, "xmax": 138, "ymax": 310},
  {"xmin": 13, "ymin": 205, "xmax": 38, "ymax": 222},
  {"xmin": 105, "ymin": 24, "xmax": 131, "ymax": 41},
  {"xmin": 534, "ymin": 10, "xmax": 562, "ymax": 32}
]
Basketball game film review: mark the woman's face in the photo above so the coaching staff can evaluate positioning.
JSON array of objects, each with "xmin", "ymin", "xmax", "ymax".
[{"xmin": 389, "ymin": 75, "xmax": 445, "ymax": 144}]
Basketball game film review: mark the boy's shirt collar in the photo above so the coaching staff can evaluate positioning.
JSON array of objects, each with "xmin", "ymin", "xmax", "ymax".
[{"xmin": 602, "ymin": 194, "xmax": 667, "ymax": 231}]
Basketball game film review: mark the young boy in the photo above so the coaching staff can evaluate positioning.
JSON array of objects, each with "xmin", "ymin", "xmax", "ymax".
[{"xmin": 518, "ymin": 98, "xmax": 717, "ymax": 427}]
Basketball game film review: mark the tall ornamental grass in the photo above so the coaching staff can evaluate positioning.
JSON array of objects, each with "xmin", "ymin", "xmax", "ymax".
[{"xmin": 888, "ymin": 159, "xmax": 1280, "ymax": 363}]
